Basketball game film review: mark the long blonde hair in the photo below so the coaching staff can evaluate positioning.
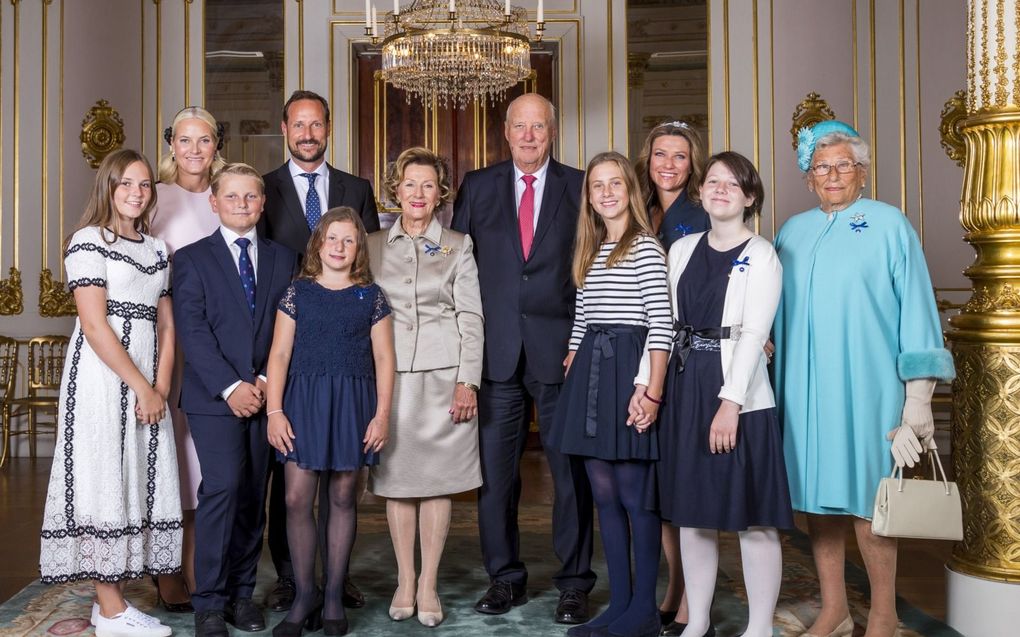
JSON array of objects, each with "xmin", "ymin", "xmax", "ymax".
[
  {"xmin": 66, "ymin": 149, "xmax": 158, "ymax": 250},
  {"xmin": 572, "ymin": 151, "xmax": 655, "ymax": 287},
  {"xmin": 157, "ymin": 106, "xmax": 227, "ymax": 184}
]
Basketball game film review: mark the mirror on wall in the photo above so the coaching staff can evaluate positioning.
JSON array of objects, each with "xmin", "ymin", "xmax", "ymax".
[
  {"xmin": 627, "ymin": 0, "xmax": 708, "ymax": 158},
  {"xmin": 204, "ymin": 0, "xmax": 285, "ymax": 174}
]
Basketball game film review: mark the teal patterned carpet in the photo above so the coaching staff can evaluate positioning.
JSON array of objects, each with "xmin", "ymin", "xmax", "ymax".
[{"xmin": 1, "ymin": 502, "xmax": 962, "ymax": 636}]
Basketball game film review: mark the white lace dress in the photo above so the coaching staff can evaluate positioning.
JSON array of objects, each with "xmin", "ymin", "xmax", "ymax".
[{"xmin": 40, "ymin": 226, "xmax": 183, "ymax": 583}]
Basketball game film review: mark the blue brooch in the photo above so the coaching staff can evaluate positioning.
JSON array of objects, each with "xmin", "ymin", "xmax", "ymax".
[
  {"xmin": 424, "ymin": 243, "xmax": 453, "ymax": 257},
  {"xmin": 355, "ymin": 288, "xmax": 368, "ymax": 300},
  {"xmin": 156, "ymin": 249, "xmax": 165, "ymax": 260},
  {"xmin": 849, "ymin": 212, "xmax": 868, "ymax": 233},
  {"xmin": 673, "ymin": 223, "xmax": 694, "ymax": 237},
  {"xmin": 731, "ymin": 256, "xmax": 750, "ymax": 272}
]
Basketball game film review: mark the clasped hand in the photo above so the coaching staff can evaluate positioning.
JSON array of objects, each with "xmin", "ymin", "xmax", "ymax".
[
  {"xmin": 626, "ymin": 386, "xmax": 658, "ymax": 432},
  {"xmin": 227, "ymin": 381, "xmax": 264, "ymax": 418}
]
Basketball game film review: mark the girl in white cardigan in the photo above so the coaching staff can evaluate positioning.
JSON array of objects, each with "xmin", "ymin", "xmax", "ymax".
[{"xmin": 638, "ymin": 151, "xmax": 793, "ymax": 637}]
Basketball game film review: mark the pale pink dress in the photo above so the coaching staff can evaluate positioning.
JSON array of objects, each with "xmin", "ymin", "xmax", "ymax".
[{"xmin": 151, "ymin": 182, "xmax": 221, "ymax": 510}]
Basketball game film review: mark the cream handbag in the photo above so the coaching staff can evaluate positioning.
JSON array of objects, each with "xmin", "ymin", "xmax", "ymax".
[{"xmin": 871, "ymin": 449, "xmax": 963, "ymax": 541}]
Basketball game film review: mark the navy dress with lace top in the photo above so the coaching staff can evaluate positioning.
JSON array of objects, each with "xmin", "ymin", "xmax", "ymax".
[{"xmin": 278, "ymin": 278, "xmax": 391, "ymax": 470}]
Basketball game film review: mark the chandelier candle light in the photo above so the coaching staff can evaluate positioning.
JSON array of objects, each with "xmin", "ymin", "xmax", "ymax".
[{"xmin": 365, "ymin": 0, "xmax": 544, "ymax": 109}]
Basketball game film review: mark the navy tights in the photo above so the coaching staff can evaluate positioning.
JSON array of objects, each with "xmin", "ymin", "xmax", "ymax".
[{"xmin": 584, "ymin": 458, "xmax": 661, "ymax": 634}]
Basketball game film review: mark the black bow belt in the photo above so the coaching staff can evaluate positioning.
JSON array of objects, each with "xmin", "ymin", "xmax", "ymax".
[
  {"xmin": 672, "ymin": 322, "xmax": 731, "ymax": 374},
  {"xmin": 583, "ymin": 324, "xmax": 646, "ymax": 438}
]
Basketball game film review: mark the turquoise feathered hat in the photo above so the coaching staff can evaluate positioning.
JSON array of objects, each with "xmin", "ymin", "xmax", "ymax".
[{"xmin": 796, "ymin": 120, "xmax": 861, "ymax": 173}]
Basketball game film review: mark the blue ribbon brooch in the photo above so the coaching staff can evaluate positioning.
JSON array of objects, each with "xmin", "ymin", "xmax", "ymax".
[
  {"xmin": 674, "ymin": 222, "xmax": 694, "ymax": 237},
  {"xmin": 731, "ymin": 256, "xmax": 750, "ymax": 272},
  {"xmin": 850, "ymin": 212, "xmax": 868, "ymax": 233},
  {"xmin": 355, "ymin": 288, "xmax": 368, "ymax": 300},
  {"xmin": 424, "ymin": 243, "xmax": 453, "ymax": 257}
]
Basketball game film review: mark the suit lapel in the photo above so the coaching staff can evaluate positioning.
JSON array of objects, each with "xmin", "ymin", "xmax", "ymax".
[
  {"xmin": 208, "ymin": 232, "xmax": 253, "ymax": 323},
  {"xmin": 274, "ymin": 164, "xmax": 311, "ymax": 237},
  {"xmin": 532, "ymin": 159, "xmax": 566, "ymax": 256},
  {"xmin": 498, "ymin": 163, "xmax": 525, "ymax": 262},
  {"xmin": 253, "ymin": 237, "xmax": 276, "ymax": 336},
  {"xmin": 327, "ymin": 165, "xmax": 346, "ymax": 209}
]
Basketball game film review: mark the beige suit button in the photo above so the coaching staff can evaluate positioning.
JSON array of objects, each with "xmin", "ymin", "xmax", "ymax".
[
  {"xmin": 405, "ymin": 256, "xmax": 413, "ymax": 262},
  {"xmin": 404, "ymin": 302, "xmax": 412, "ymax": 309},
  {"xmin": 404, "ymin": 277, "xmax": 413, "ymax": 284},
  {"xmin": 407, "ymin": 324, "xmax": 414, "ymax": 331}
]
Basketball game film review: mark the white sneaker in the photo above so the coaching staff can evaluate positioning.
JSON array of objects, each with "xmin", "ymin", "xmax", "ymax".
[{"xmin": 94, "ymin": 606, "xmax": 171, "ymax": 637}]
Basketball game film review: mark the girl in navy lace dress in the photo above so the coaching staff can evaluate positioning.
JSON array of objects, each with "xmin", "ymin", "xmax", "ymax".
[{"xmin": 265, "ymin": 207, "xmax": 396, "ymax": 636}]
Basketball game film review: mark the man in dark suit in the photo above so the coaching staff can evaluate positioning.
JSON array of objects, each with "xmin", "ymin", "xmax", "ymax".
[
  {"xmin": 259, "ymin": 90, "xmax": 379, "ymax": 612},
  {"xmin": 173, "ymin": 164, "xmax": 298, "ymax": 637},
  {"xmin": 452, "ymin": 93, "xmax": 595, "ymax": 624},
  {"xmin": 260, "ymin": 89, "xmax": 379, "ymax": 258}
]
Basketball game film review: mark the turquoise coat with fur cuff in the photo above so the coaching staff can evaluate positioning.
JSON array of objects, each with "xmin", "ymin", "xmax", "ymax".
[{"xmin": 773, "ymin": 197, "xmax": 954, "ymax": 519}]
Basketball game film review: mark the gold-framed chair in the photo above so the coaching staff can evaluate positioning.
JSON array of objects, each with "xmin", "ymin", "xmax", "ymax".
[
  {"xmin": 6, "ymin": 335, "xmax": 69, "ymax": 464},
  {"xmin": 0, "ymin": 336, "xmax": 19, "ymax": 468}
]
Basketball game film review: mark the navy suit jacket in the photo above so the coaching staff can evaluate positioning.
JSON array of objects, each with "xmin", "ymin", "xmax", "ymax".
[
  {"xmin": 259, "ymin": 162, "xmax": 380, "ymax": 258},
  {"xmin": 172, "ymin": 229, "xmax": 298, "ymax": 416},
  {"xmin": 452, "ymin": 158, "xmax": 584, "ymax": 385}
]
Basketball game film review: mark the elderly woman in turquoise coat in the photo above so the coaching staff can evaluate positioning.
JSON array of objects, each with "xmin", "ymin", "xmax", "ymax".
[{"xmin": 773, "ymin": 120, "xmax": 955, "ymax": 637}]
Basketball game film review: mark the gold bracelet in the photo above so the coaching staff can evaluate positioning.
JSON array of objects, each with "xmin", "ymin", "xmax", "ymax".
[{"xmin": 458, "ymin": 382, "xmax": 480, "ymax": 392}]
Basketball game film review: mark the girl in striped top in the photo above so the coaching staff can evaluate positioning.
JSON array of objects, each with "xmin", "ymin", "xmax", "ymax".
[{"xmin": 552, "ymin": 151, "xmax": 672, "ymax": 637}]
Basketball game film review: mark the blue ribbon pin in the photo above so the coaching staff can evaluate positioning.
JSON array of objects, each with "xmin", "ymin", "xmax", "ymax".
[
  {"xmin": 424, "ymin": 243, "xmax": 441, "ymax": 256},
  {"xmin": 731, "ymin": 256, "xmax": 750, "ymax": 272},
  {"xmin": 850, "ymin": 221, "xmax": 869, "ymax": 233}
]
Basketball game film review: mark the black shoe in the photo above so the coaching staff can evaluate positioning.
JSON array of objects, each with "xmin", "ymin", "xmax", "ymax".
[
  {"xmin": 658, "ymin": 609, "xmax": 679, "ymax": 626},
  {"xmin": 473, "ymin": 581, "xmax": 528, "ymax": 615},
  {"xmin": 323, "ymin": 617, "xmax": 350, "ymax": 636},
  {"xmin": 266, "ymin": 577, "xmax": 296, "ymax": 612},
  {"xmin": 555, "ymin": 589, "xmax": 590, "ymax": 624},
  {"xmin": 151, "ymin": 576, "xmax": 194, "ymax": 613},
  {"xmin": 195, "ymin": 610, "xmax": 229, "ymax": 637},
  {"xmin": 660, "ymin": 620, "xmax": 687, "ymax": 636},
  {"xmin": 271, "ymin": 602, "xmax": 324, "ymax": 637},
  {"xmin": 225, "ymin": 598, "xmax": 266, "ymax": 632},
  {"xmin": 591, "ymin": 613, "xmax": 662, "ymax": 637},
  {"xmin": 341, "ymin": 577, "xmax": 365, "ymax": 609}
]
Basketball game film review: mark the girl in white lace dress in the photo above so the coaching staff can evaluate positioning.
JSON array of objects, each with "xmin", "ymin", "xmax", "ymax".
[{"xmin": 40, "ymin": 149, "xmax": 181, "ymax": 637}]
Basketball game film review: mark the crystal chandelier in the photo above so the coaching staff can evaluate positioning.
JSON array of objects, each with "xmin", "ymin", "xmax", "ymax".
[{"xmin": 366, "ymin": 0, "xmax": 545, "ymax": 109}]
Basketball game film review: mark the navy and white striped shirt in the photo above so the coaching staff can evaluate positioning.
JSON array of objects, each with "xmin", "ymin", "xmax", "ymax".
[{"xmin": 569, "ymin": 234, "xmax": 673, "ymax": 351}]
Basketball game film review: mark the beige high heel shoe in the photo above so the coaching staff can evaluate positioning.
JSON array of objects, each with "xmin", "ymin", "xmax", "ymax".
[
  {"xmin": 799, "ymin": 614, "xmax": 854, "ymax": 637},
  {"xmin": 416, "ymin": 592, "xmax": 444, "ymax": 627},
  {"xmin": 388, "ymin": 586, "xmax": 416, "ymax": 621}
]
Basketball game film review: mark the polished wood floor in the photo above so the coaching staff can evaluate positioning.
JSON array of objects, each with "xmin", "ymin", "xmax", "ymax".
[{"xmin": 0, "ymin": 453, "xmax": 953, "ymax": 620}]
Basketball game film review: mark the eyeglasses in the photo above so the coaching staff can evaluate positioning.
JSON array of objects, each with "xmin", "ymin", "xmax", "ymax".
[{"xmin": 810, "ymin": 160, "xmax": 861, "ymax": 176}]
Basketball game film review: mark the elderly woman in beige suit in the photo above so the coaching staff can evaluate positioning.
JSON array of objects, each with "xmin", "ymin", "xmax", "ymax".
[{"xmin": 367, "ymin": 146, "xmax": 484, "ymax": 628}]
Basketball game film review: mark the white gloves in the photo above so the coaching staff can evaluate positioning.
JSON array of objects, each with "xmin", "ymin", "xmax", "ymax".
[{"xmin": 886, "ymin": 379, "xmax": 937, "ymax": 468}]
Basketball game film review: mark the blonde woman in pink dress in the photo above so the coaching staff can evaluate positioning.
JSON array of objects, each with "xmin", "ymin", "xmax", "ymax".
[{"xmin": 148, "ymin": 106, "xmax": 227, "ymax": 611}]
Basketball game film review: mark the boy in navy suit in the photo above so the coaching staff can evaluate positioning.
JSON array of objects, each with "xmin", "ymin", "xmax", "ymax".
[{"xmin": 173, "ymin": 163, "xmax": 298, "ymax": 637}]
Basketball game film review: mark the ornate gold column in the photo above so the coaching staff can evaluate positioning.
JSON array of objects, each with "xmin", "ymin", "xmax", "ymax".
[{"xmin": 947, "ymin": 1, "xmax": 1020, "ymax": 589}]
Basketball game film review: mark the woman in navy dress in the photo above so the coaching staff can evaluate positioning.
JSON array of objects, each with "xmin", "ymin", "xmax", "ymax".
[
  {"xmin": 265, "ymin": 207, "xmax": 396, "ymax": 636},
  {"xmin": 634, "ymin": 119, "xmax": 710, "ymax": 629},
  {"xmin": 646, "ymin": 152, "xmax": 792, "ymax": 637}
]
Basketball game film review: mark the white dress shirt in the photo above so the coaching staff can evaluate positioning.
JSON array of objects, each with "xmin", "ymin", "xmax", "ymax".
[
  {"xmin": 218, "ymin": 225, "xmax": 265, "ymax": 399},
  {"xmin": 512, "ymin": 158, "xmax": 550, "ymax": 232},
  {"xmin": 288, "ymin": 159, "xmax": 329, "ymax": 216}
]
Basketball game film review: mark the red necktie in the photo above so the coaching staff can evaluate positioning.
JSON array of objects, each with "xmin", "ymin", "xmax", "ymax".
[{"xmin": 519, "ymin": 174, "xmax": 537, "ymax": 260}]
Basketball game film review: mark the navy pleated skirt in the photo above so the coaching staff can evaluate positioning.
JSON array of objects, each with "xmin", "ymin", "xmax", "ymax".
[
  {"xmin": 279, "ymin": 374, "xmax": 380, "ymax": 471},
  {"xmin": 552, "ymin": 324, "xmax": 658, "ymax": 461}
]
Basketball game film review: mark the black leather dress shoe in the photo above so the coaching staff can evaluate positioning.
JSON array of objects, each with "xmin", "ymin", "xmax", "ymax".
[
  {"xmin": 225, "ymin": 598, "xmax": 266, "ymax": 632},
  {"xmin": 659, "ymin": 609, "xmax": 679, "ymax": 626},
  {"xmin": 195, "ymin": 610, "xmax": 229, "ymax": 637},
  {"xmin": 555, "ymin": 589, "xmax": 590, "ymax": 624},
  {"xmin": 266, "ymin": 577, "xmax": 296, "ymax": 612},
  {"xmin": 473, "ymin": 581, "xmax": 528, "ymax": 615},
  {"xmin": 660, "ymin": 620, "xmax": 687, "ymax": 636},
  {"xmin": 341, "ymin": 577, "xmax": 365, "ymax": 609}
]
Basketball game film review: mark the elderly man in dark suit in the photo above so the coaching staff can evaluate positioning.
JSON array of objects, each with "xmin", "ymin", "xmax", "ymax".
[
  {"xmin": 452, "ymin": 93, "xmax": 595, "ymax": 625},
  {"xmin": 258, "ymin": 90, "xmax": 380, "ymax": 613}
]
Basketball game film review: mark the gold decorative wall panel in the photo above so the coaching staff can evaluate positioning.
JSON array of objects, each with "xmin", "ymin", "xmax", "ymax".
[
  {"xmin": 38, "ymin": 268, "xmax": 75, "ymax": 317},
  {"xmin": 789, "ymin": 91, "xmax": 835, "ymax": 150},
  {"xmin": 939, "ymin": 90, "xmax": 968, "ymax": 167},
  {"xmin": 80, "ymin": 99, "xmax": 125, "ymax": 169},
  {"xmin": 0, "ymin": 267, "xmax": 25, "ymax": 316}
]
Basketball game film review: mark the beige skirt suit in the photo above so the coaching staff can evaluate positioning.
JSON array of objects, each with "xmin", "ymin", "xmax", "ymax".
[{"xmin": 367, "ymin": 216, "xmax": 484, "ymax": 498}]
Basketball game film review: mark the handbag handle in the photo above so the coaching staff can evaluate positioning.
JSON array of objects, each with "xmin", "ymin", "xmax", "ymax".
[{"xmin": 890, "ymin": 449, "xmax": 952, "ymax": 495}]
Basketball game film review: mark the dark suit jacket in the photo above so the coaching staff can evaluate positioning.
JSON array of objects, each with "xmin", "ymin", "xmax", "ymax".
[
  {"xmin": 172, "ymin": 229, "xmax": 298, "ymax": 416},
  {"xmin": 452, "ymin": 158, "xmax": 584, "ymax": 385},
  {"xmin": 259, "ymin": 161, "xmax": 380, "ymax": 257}
]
